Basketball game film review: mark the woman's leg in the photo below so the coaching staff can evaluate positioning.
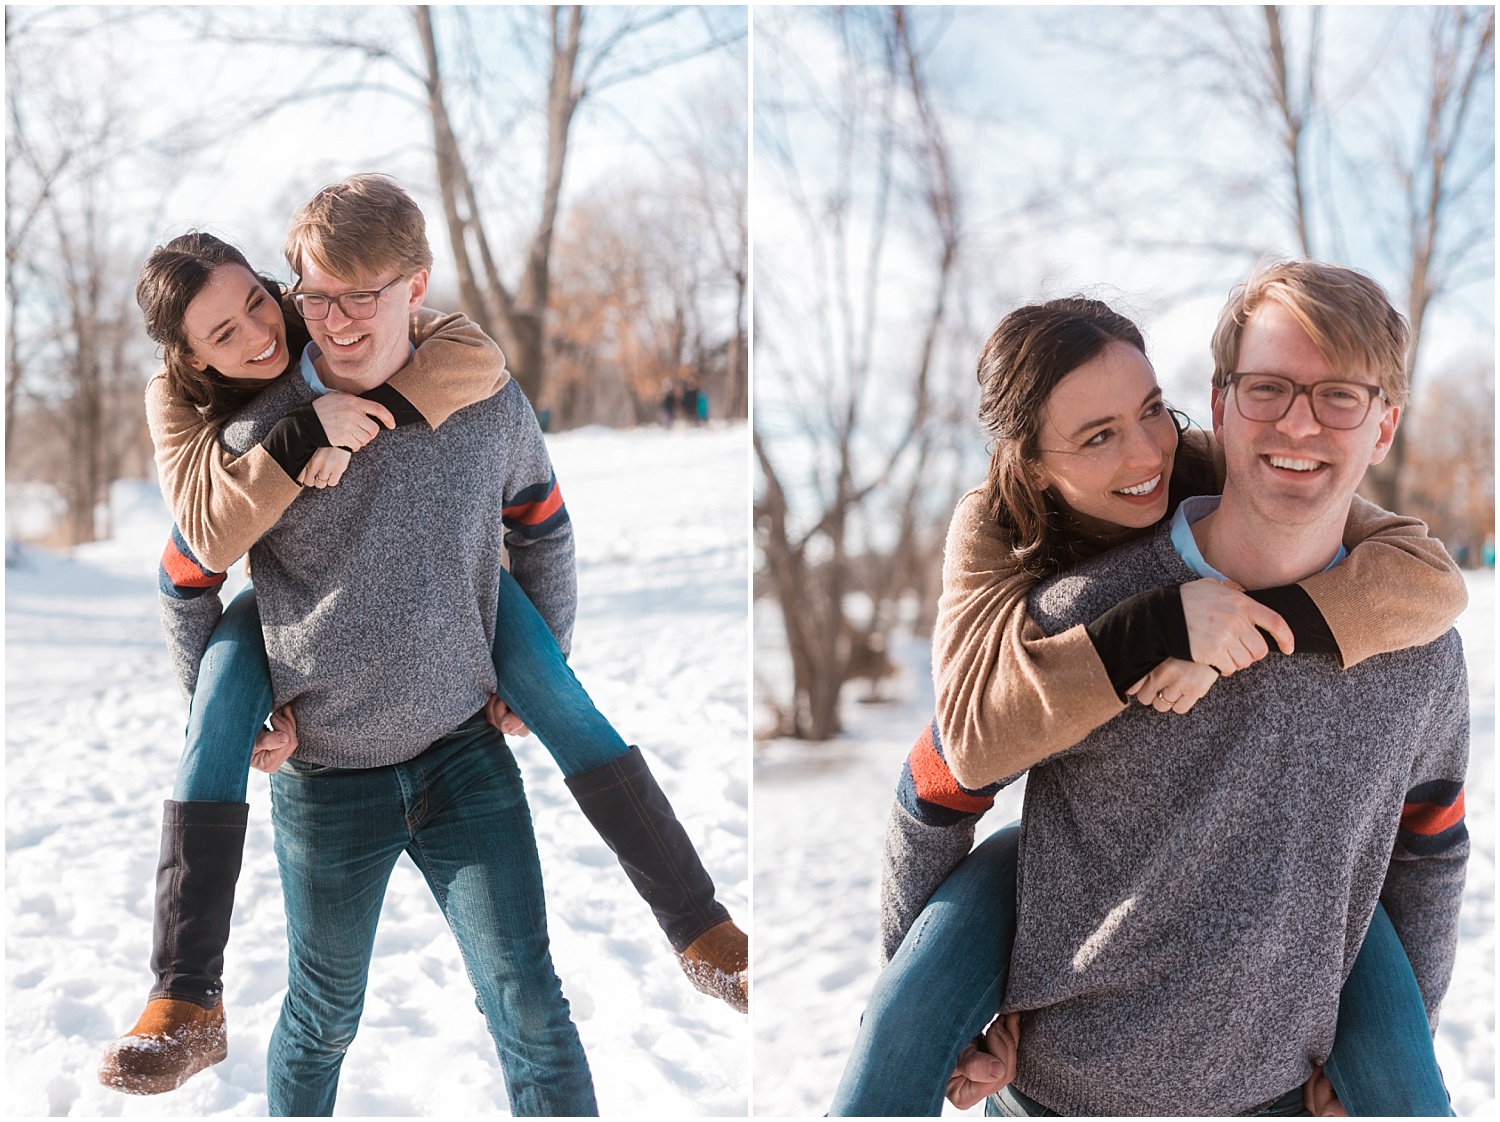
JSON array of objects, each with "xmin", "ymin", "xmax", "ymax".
[
  {"xmin": 173, "ymin": 584, "xmax": 275, "ymax": 802},
  {"xmin": 1322, "ymin": 902, "xmax": 1453, "ymax": 1116},
  {"xmin": 487, "ymin": 568, "xmax": 627, "ymax": 777},
  {"xmin": 100, "ymin": 586, "xmax": 272, "ymax": 1095},
  {"xmin": 488, "ymin": 567, "xmax": 745, "ymax": 1010},
  {"xmin": 830, "ymin": 824, "xmax": 1021, "ymax": 1117}
]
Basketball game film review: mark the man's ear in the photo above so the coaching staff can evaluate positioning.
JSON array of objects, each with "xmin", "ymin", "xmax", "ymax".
[
  {"xmin": 1368, "ymin": 404, "xmax": 1401, "ymax": 466},
  {"xmin": 406, "ymin": 269, "xmax": 429, "ymax": 312},
  {"xmin": 1209, "ymin": 385, "xmax": 1227, "ymax": 447}
]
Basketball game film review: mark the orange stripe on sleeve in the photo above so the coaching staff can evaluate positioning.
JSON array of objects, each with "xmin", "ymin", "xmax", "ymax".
[{"xmin": 1401, "ymin": 788, "xmax": 1466, "ymax": 837}]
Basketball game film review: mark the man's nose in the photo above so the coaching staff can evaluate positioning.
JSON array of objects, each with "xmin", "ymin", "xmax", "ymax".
[{"xmin": 1275, "ymin": 388, "xmax": 1324, "ymax": 438}]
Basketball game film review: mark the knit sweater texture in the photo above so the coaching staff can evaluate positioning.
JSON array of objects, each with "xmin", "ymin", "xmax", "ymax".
[
  {"xmin": 159, "ymin": 371, "xmax": 573, "ymax": 767},
  {"xmin": 147, "ymin": 307, "xmax": 509, "ymax": 574},
  {"xmin": 999, "ymin": 523, "xmax": 1468, "ymax": 1116},
  {"xmin": 877, "ymin": 447, "xmax": 1467, "ymax": 961}
]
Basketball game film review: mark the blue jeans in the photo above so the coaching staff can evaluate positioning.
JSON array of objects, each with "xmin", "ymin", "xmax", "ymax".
[
  {"xmin": 172, "ymin": 568, "xmax": 629, "ymax": 801},
  {"xmin": 830, "ymin": 824, "xmax": 1451, "ymax": 1117},
  {"xmin": 265, "ymin": 714, "xmax": 596, "ymax": 1116}
]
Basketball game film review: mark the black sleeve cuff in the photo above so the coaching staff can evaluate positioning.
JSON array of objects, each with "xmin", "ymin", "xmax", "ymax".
[
  {"xmin": 1247, "ymin": 584, "xmax": 1341, "ymax": 657},
  {"xmin": 361, "ymin": 382, "xmax": 424, "ymax": 428},
  {"xmin": 1085, "ymin": 586, "xmax": 1191, "ymax": 701},
  {"xmin": 259, "ymin": 405, "xmax": 329, "ymax": 481}
]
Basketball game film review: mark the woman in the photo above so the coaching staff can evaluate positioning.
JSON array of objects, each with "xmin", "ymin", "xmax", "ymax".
[
  {"xmin": 100, "ymin": 233, "xmax": 747, "ymax": 1096},
  {"xmin": 828, "ymin": 296, "xmax": 1463, "ymax": 1116}
]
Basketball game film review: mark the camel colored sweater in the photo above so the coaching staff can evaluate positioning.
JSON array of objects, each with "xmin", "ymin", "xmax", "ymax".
[
  {"xmin": 146, "ymin": 307, "xmax": 508, "ymax": 573},
  {"xmin": 933, "ymin": 433, "xmax": 1468, "ymax": 791}
]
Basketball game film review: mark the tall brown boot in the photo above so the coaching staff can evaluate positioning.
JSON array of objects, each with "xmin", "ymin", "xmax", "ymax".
[
  {"xmin": 99, "ymin": 800, "xmax": 247, "ymax": 1094},
  {"xmin": 565, "ymin": 747, "xmax": 749, "ymax": 1012}
]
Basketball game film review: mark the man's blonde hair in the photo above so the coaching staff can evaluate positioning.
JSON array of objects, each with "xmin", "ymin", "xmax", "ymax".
[
  {"xmin": 284, "ymin": 173, "xmax": 433, "ymax": 284},
  {"xmin": 1210, "ymin": 260, "xmax": 1410, "ymax": 408}
]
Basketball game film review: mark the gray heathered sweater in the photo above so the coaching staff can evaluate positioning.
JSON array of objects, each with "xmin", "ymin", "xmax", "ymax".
[
  {"xmin": 159, "ymin": 372, "xmax": 575, "ymax": 767},
  {"xmin": 996, "ymin": 524, "xmax": 1468, "ymax": 1116}
]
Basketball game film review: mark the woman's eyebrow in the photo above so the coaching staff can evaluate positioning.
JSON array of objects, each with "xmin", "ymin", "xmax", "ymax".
[{"xmin": 1066, "ymin": 387, "xmax": 1162, "ymax": 441}]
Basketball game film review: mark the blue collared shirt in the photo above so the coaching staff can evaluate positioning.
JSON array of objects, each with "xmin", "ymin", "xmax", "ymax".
[
  {"xmin": 299, "ymin": 341, "xmax": 417, "ymax": 396},
  {"xmin": 1169, "ymin": 494, "xmax": 1347, "ymax": 578}
]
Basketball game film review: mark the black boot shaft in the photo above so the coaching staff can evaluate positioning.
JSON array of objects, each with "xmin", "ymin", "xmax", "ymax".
[{"xmin": 149, "ymin": 800, "xmax": 249, "ymax": 1008}]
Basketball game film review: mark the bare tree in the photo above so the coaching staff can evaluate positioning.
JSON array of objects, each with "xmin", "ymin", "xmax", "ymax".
[
  {"xmin": 7, "ymin": 8, "xmax": 166, "ymax": 543},
  {"xmin": 1057, "ymin": 6, "xmax": 1494, "ymax": 510},
  {"xmin": 754, "ymin": 6, "xmax": 961, "ymax": 740},
  {"xmin": 195, "ymin": 5, "xmax": 745, "ymax": 408}
]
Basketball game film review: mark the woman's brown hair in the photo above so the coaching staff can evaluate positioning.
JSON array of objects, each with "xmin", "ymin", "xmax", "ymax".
[
  {"xmin": 135, "ymin": 232, "xmax": 298, "ymax": 420},
  {"xmin": 978, "ymin": 297, "xmax": 1206, "ymax": 576}
]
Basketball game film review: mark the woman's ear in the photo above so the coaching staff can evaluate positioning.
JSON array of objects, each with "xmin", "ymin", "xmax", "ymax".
[{"xmin": 186, "ymin": 351, "xmax": 207, "ymax": 372}]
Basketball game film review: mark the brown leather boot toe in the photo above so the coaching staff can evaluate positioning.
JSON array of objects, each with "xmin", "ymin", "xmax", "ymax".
[
  {"xmin": 676, "ymin": 919, "xmax": 749, "ymax": 1013},
  {"xmin": 98, "ymin": 998, "xmax": 227, "ymax": 1095}
]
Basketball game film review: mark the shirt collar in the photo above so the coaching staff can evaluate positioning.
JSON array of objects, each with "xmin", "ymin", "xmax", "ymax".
[{"xmin": 1169, "ymin": 494, "xmax": 1347, "ymax": 578}]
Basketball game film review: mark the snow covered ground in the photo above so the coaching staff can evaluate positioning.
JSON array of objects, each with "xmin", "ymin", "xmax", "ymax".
[
  {"xmin": 754, "ymin": 572, "xmax": 1495, "ymax": 1117},
  {"xmin": 5, "ymin": 423, "xmax": 750, "ymax": 1117}
]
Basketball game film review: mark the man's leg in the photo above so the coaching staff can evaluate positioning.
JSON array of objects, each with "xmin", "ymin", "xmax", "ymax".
[
  {"xmin": 830, "ymin": 824, "xmax": 1021, "ymax": 1116},
  {"xmin": 399, "ymin": 715, "xmax": 597, "ymax": 1117},
  {"xmin": 266, "ymin": 757, "xmax": 407, "ymax": 1117}
]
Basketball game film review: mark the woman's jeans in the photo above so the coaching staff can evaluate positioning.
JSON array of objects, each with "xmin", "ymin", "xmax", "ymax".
[
  {"xmin": 829, "ymin": 824, "xmax": 1452, "ymax": 1117},
  {"xmin": 172, "ymin": 568, "xmax": 630, "ymax": 802},
  {"xmin": 266, "ymin": 713, "xmax": 596, "ymax": 1116}
]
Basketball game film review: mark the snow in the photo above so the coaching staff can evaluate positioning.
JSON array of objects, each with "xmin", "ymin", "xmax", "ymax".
[
  {"xmin": 753, "ymin": 573, "xmax": 1495, "ymax": 1117},
  {"xmin": 5, "ymin": 423, "xmax": 750, "ymax": 1116}
]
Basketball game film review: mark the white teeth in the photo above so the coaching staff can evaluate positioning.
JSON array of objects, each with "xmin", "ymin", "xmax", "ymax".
[
  {"xmin": 332, "ymin": 335, "xmax": 364, "ymax": 347},
  {"xmin": 251, "ymin": 341, "xmax": 277, "ymax": 362},
  {"xmin": 1116, "ymin": 474, "xmax": 1161, "ymax": 496},
  {"xmin": 1268, "ymin": 456, "xmax": 1321, "ymax": 472}
]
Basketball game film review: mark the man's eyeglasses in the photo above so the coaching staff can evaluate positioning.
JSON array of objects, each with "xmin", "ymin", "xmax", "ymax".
[
  {"xmin": 291, "ymin": 275, "xmax": 406, "ymax": 322},
  {"xmin": 1225, "ymin": 373, "xmax": 1388, "ymax": 430}
]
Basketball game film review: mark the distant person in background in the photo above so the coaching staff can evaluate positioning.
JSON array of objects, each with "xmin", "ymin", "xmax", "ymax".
[
  {"xmin": 680, "ymin": 378, "xmax": 701, "ymax": 425},
  {"xmin": 659, "ymin": 378, "xmax": 679, "ymax": 428}
]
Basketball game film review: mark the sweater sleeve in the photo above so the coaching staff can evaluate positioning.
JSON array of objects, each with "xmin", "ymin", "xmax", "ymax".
[
  {"xmin": 1298, "ymin": 495, "xmax": 1468, "ymax": 668},
  {"xmin": 932, "ymin": 489, "xmax": 1125, "ymax": 789},
  {"xmin": 147, "ymin": 374, "xmax": 304, "ymax": 575},
  {"xmin": 878, "ymin": 801, "xmax": 976, "ymax": 966},
  {"xmin": 390, "ymin": 307, "xmax": 510, "ymax": 428},
  {"xmin": 1379, "ymin": 642, "xmax": 1470, "ymax": 1030},
  {"xmin": 498, "ymin": 382, "xmax": 576, "ymax": 658},
  {"xmin": 156, "ymin": 525, "xmax": 228, "ymax": 702},
  {"xmin": 151, "ymin": 313, "xmax": 508, "ymax": 575}
]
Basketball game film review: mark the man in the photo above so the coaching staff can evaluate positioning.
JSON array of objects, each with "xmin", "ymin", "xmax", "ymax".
[{"xmin": 955, "ymin": 260, "xmax": 1469, "ymax": 1115}]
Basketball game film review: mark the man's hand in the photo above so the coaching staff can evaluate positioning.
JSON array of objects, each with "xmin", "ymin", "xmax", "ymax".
[
  {"xmin": 298, "ymin": 446, "xmax": 352, "ymax": 489},
  {"xmin": 311, "ymin": 391, "xmax": 395, "ymax": 451},
  {"xmin": 946, "ymin": 1012, "xmax": 1021, "ymax": 1110},
  {"xmin": 1303, "ymin": 1066, "xmax": 1347, "ymax": 1116},
  {"xmin": 1127, "ymin": 658, "xmax": 1220, "ymax": 714},
  {"xmin": 484, "ymin": 694, "xmax": 530, "ymax": 738},
  {"xmin": 1180, "ymin": 578, "xmax": 1294, "ymax": 676},
  {"xmin": 251, "ymin": 705, "xmax": 299, "ymax": 773}
]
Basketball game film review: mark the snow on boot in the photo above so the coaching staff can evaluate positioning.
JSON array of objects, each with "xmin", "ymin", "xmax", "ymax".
[
  {"xmin": 99, "ymin": 800, "xmax": 247, "ymax": 1094},
  {"xmin": 676, "ymin": 918, "xmax": 749, "ymax": 1013},
  {"xmin": 566, "ymin": 746, "xmax": 747, "ymax": 1009},
  {"xmin": 98, "ymin": 998, "xmax": 227, "ymax": 1095}
]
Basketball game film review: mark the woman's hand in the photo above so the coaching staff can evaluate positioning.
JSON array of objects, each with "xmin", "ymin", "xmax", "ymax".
[
  {"xmin": 945, "ymin": 1013, "xmax": 1020, "ymax": 1110},
  {"xmin": 1127, "ymin": 658, "xmax": 1220, "ymax": 714},
  {"xmin": 1180, "ymin": 578, "xmax": 1294, "ymax": 676},
  {"xmin": 298, "ymin": 447, "xmax": 352, "ymax": 489},
  {"xmin": 312, "ymin": 391, "xmax": 395, "ymax": 451},
  {"xmin": 251, "ymin": 705, "xmax": 298, "ymax": 773},
  {"xmin": 485, "ymin": 694, "xmax": 530, "ymax": 738}
]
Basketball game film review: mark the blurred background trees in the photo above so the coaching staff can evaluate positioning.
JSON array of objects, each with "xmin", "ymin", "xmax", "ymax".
[
  {"xmin": 753, "ymin": 4, "xmax": 1494, "ymax": 741},
  {"xmin": 5, "ymin": 4, "xmax": 746, "ymax": 547}
]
